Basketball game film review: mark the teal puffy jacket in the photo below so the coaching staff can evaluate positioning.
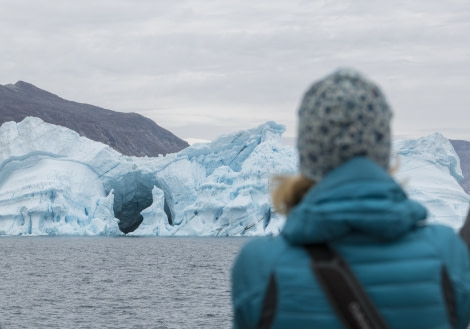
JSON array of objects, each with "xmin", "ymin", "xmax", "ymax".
[{"xmin": 231, "ymin": 157, "xmax": 470, "ymax": 329}]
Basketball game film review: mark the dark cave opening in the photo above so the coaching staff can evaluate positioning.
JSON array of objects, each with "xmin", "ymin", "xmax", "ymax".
[{"xmin": 110, "ymin": 177, "xmax": 174, "ymax": 234}]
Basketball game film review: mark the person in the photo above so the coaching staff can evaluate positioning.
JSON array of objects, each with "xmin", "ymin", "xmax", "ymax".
[{"xmin": 231, "ymin": 68, "xmax": 470, "ymax": 329}]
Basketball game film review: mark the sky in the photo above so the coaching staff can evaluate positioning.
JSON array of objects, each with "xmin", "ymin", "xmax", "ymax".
[{"xmin": 1, "ymin": 0, "xmax": 469, "ymax": 144}]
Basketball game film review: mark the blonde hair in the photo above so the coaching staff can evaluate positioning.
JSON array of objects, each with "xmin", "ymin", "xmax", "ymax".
[
  {"xmin": 271, "ymin": 157, "xmax": 399, "ymax": 215},
  {"xmin": 271, "ymin": 175, "xmax": 315, "ymax": 215}
]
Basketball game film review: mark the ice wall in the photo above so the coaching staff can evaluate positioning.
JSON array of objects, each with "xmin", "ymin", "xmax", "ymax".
[
  {"xmin": 394, "ymin": 133, "xmax": 470, "ymax": 230},
  {"xmin": 0, "ymin": 118, "xmax": 296, "ymax": 235},
  {"xmin": 136, "ymin": 121, "xmax": 297, "ymax": 236},
  {"xmin": 0, "ymin": 117, "xmax": 468, "ymax": 236}
]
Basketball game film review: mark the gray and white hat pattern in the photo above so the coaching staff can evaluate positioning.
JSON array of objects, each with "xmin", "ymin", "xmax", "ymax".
[{"xmin": 297, "ymin": 68, "xmax": 393, "ymax": 181}]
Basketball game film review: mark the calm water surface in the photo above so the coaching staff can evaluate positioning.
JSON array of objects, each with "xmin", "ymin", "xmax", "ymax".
[{"xmin": 0, "ymin": 236, "xmax": 248, "ymax": 329}]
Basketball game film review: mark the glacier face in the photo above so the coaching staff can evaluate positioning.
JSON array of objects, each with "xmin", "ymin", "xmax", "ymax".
[
  {"xmin": 0, "ymin": 117, "xmax": 468, "ymax": 236},
  {"xmin": 133, "ymin": 121, "xmax": 297, "ymax": 236},
  {"xmin": 0, "ymin": 117, "xmax": 296, "ymax": 236},
  {"xmin": 394, "ymin": 133, "xmax": 470, "ymax": 230}
]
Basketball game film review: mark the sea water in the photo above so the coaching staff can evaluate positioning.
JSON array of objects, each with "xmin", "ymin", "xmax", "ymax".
[{"xmin": 0, "ymin": 236, "xmax": 248, "ymax": 329}]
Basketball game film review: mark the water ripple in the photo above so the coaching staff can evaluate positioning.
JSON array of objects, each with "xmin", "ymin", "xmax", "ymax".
[{"xmin": 0, "ymin": 236, "xmax": 248, "ymax": 329}]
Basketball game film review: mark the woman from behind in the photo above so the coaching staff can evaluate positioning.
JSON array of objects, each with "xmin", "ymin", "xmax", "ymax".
[{"xmin": 231, "ymin": 68, "xmax": 470, "ymax": 329}]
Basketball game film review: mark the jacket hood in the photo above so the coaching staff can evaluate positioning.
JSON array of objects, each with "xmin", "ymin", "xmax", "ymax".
[{"xmin": 282, "ymin": 157, "xmax": 427, "ymax": 245}]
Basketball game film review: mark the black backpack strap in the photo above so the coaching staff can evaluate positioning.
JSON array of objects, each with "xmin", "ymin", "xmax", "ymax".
[
  {"xmin": 257, "ymin": 273, "xmax": 278, "ymax": 329},
  {"xmin": 459, "ymin": 206, "xmax": 470, "ymax": 249},
  {"xmin": 441, "ymin": 266, "xmax": 457, "ymax": 329},
  {"xmin": 304, "ymin": 243, "xmax": 390, "ymax": 329}
]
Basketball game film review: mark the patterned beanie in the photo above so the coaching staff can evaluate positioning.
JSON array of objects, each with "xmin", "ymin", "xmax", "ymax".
[{"xmin": 298, "ymin": 68, "xmax": 393, "ymax": 181}]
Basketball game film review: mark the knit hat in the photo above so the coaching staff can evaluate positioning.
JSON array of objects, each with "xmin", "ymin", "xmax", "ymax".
[{"xmin": 298, "ymin": 68, "xmax": 393, "ymax": 181}]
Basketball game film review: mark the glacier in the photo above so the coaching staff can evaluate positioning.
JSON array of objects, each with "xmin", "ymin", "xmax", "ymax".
[
  {"xmin": 0, "ymin": 117, "xmax": 468, "ymax": 236},
  {"xmin": 394, "ymin": 133, "xmax": 470, "ymax": 230}
]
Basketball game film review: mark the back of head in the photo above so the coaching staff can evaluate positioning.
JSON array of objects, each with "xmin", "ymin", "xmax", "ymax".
[{"xmin": 297, "ymin": 68, "xmax": 393, "ymax": 182}]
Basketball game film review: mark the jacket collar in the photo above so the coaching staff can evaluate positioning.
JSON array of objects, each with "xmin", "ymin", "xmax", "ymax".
[{"xmin": 282, "ymin": 157, "xmax": 427, "ymax": 245}]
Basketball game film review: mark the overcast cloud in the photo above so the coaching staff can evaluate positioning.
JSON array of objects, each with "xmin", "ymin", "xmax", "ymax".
[{"xmin": 1, "ymin": 0, "xmax": 469, "ymax": 142}]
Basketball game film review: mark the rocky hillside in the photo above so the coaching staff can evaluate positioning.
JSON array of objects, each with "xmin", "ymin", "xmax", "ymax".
[
  {"xmin": 0, "ymin": 81, "xmax": 188, "ymax": 156},
  {"xmin": 450, "ymin": 139, "xmax": 470, "ymax": 194}
]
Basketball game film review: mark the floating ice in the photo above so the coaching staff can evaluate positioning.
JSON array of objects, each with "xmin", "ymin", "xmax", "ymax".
[
  {"xmin": 394, "ymin": 133, "xmax": 470, "ymax": 230},
  {"xmin": 0, "ymin": 117, "xmax": 467, "ymax": 236}
]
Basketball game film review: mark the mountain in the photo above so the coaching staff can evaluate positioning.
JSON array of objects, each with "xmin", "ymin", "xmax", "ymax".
[
  {"xmin": 0, "ymin": 117, "xmax": 468, "ymax": 236},
  {"xmin": 0, "ymin": 81, "xmax": 188, "ymax": 156},
  {"xmin": 449, "ymin": 140, "xmax": 470, "ymax": 194}
]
